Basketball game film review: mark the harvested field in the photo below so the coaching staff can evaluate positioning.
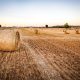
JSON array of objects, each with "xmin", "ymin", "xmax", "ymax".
[{"xmin": 0, "ymin": 28, "xmax": 80, "ymax": 80}]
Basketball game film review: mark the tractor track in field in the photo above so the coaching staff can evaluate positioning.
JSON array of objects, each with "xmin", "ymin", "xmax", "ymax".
[
  {"xmin": 22, "ymin": 41, "xmax": 63, "ymax": 80},
  {"xmin": 0, "ymin": 43, "xmax": 45, "ymax": 80},
  {"xmin": 24, "ymin": 37, "xmax": 80, "ymax": 80},
  {"xmin": 42, "ymin": 39, "xmax": 80, "ymax": 74}
]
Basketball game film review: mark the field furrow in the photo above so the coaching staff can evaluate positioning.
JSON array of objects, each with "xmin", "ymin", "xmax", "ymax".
[{"xmin": 26, "ymin": 38, "xmax": 80, "ymax": 80}]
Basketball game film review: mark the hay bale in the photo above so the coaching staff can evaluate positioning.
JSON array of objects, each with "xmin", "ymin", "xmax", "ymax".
[
  {"xmin": 34, "ymin": 29, "xmax": 38, "ymax": 34},
  {"xmin": 75, "ymin": 29, "xmax": 80, "ymax": 34},
  {"xmin": 63, "ymin": 29, "xmax": 69, "ymax": 34},
  {"xmin": 0, "ymin": 30, "xmax": 20, "ymax": 51}
]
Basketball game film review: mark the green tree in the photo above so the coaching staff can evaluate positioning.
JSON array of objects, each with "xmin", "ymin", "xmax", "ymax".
[{"xmin": 64, "ymin": 23, "xmax": 69, "ymax": 28}]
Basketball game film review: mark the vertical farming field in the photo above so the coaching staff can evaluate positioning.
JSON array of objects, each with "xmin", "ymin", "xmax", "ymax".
[{"xmin": 0, "ymin": 28, "xmax": 80, "ymax": 80}]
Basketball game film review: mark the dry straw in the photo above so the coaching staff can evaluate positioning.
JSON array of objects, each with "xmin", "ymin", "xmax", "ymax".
[{"xmin": 0, "ymin": 29, "xmax": 20, "ymax": 51}]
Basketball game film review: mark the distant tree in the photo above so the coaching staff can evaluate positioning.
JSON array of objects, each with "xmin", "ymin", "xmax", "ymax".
[
  {"xmin": 63, "ymin": 23, "xmax": 70, "ymax": 34},
  {"xmin": 64, "ymin": 23, "xmax": 69, "ymax": 28},
  {"xmin": 0, "ymin": 25, "xmax": 1, "ymax": 27},
  {"xmin": 45, "ymin": 25, "xmax": 48, "ymax": 28}
]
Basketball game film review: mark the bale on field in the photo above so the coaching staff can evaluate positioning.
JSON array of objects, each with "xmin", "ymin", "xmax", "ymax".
[
  {"xmin": 34, "ymin": 29, "xmax": 38, "ymax": 34},
  {"xmin": 63, "ymin": 29, "xmax": 69, "ymax": 34},
  {"xmin": 0, "ymin": 30, "xmax": 20, "ymax": 51},
  {"xmin": 75, "ymin": 29, "xmax": 80, "ymax": 34}
]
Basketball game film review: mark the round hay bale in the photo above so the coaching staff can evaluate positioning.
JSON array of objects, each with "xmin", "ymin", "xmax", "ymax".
[{"xmin": 0, "ymin": 30, "xmax": 20, "ymax": 51}]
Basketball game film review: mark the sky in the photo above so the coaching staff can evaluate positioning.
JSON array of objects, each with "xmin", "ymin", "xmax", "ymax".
[{"xmin": 0, "ymin": 0, "xmax": 80, "ymax": 27}]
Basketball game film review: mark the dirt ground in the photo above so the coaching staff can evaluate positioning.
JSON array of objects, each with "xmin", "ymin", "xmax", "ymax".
[{"xmin": 0, "ymin": 28, "xmax": 80, "ymax": 80}]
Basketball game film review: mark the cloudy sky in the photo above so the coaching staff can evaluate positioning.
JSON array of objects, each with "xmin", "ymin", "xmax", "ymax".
[{"xmin": 0, "ymin": 0, "xmax": 80, "ymax": 27}]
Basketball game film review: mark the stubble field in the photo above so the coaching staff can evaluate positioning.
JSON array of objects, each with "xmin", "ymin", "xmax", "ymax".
[{"xmin": 0, "ymin": 28, "xmax": 80, "ymax": 80}]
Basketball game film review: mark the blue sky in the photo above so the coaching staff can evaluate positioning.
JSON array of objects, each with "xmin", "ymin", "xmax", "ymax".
[{"xmin": 0, "ymin": 0, "xmax": 80, "ymax": 27}]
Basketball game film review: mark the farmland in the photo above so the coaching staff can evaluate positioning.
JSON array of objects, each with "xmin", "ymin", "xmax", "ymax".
[{"xmin": 0, "ymin": 28, "xmax": 80, "ymax": 80}]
